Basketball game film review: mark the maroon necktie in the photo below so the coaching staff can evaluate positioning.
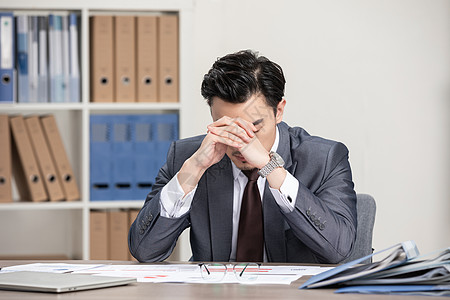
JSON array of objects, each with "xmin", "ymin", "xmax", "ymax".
[{"xmin": 236, "ymin": 169, "xmax": 264, "ymax": 262}]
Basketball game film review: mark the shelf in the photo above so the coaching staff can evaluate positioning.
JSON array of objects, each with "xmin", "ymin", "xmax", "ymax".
[
  {"xmin": 0, "ymin": 201, "xmax": 145, "ymax": 211},
  {"xmin": 0, "ymin": 0, "xmax": 193, "ymax": 260},
  {"xmin": 88, "ymin": 200, "xmax": 144, "ymax": 210},
  {"xmin": 0, "ymin": 103, "xmax": 84, "ymax": 112},
  {"xmin": 0, "ymin": 0, "xmax": 193, "ymax": 11},
  {"xmin": 87, "ymin": 102, "xmax": 181, "ymax": 111},
  {"xmin": 0, "ymin": 102, "xmax": 182, "ymax": 112},
  {"xmin": 0, "ymin": 201, "xmax": 84, "ymax": 211}
]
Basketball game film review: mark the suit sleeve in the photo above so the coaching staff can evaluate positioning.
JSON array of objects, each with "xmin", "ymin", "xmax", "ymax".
[
  {"xmin": 128, "ymin": 141, "xmax": 191, "ymax": 262},
  {"xmin": 283, "ymin": 142, "xmax": 357, "ymax": 263}
]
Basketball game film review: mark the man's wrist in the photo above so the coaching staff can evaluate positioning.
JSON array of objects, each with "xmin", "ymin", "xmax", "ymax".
[
  {"xmin": 178, "ymin": 157, "xmax": 206, "ymax": 194},
  {"xmin": 185, "ymin": 155, "xmax": 208, "ymax": 175},
  {"xmin": 257, "ymin": 154, "xmax": 271, "ymax": 170},
  {"xmin": 266, "ymin": 167, "xmax": 287, "ymax": 190}
]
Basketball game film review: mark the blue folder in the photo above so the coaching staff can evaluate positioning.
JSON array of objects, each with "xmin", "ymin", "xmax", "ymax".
[
  {"xmin": 49, "ymin": 14, "xmax": 65, "ymax": 102},
  {"xmin": 132, "ymin": 114, "xmax": 178, "ymax": 200},
  {"xmin": 111, "ymin": 115, "xmax": 134, "ymax": 200},
  {"xmin": 68, "ymin": 13, "xmax": 80, "ymax": 103},
  {"xmin": 154, "ymin": 113, "xmax": 179, "ymax": 173},
  {"xmin": 16, "ymin": 15, "xmax": 28, "ymax": 103},
  {"xmin": 132, "ymin": 114, "xmax": 157, "ymax": 200},
  {"xmin": 90, "ymin": 115, "xmax": 113, "ymax": 201},
  {"xmin": 0, "ymin": 12, "xmax": 14, "ymax": 103},
  {"xmin": 37, "ymin": 16, "xmax": 48, "ymax": 103},
  {"xmin": 335, "ymin": 285, "xmax": 450, "ymax": 297}
]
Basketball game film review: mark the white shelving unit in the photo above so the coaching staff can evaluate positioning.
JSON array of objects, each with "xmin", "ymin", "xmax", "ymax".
[{"xmin": 0, "ymin": 0, "xmax": 194, "ymax": 260}]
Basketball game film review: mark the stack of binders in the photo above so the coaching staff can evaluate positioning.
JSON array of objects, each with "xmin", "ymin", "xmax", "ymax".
[
  {"xmin": 40, "ymin": 115, "xmax": 80, "ymax": 201},
  {"xmin": 1, "ymin": 113, "xmax": 80, "ymax": 202},
  {"xmin": 89, "ymin": 113, "xmax": 178, "ymax": 201},
  {"xmin": 0, "ymin": 12, "xmax": 80, "ymax": 103},
  {"xmin": 90, "ymin": 14, "xmax": 178, "ymax": 103},
  {"xmin": 89, "ymin": 209, "xmax": 140, "ymax": 260},
  {"xmin": 47, "ymin": 13, "xmax": 80, "ymax": 103}
]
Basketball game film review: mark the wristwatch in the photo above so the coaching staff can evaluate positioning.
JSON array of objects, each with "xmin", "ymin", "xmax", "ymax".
[{"xmin": 258, "ymin": 151, "xmax": 285, "ymax": 178}]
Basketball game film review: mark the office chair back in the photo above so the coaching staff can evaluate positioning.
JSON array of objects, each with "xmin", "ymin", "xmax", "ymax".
[{"xmin": 341, "ymin": 193, "xmax": 376, "ymax": 264}]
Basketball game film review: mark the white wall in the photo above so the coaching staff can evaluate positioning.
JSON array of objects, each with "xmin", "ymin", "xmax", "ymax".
[{"xmin": 179, "ymin": 0, "xmax": 450, "ymax": 258}]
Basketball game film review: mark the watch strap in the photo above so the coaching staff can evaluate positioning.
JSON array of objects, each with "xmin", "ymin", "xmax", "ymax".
[{"xmin": 258, "ymin": 151, "xmax": 284, "ymax": 178}]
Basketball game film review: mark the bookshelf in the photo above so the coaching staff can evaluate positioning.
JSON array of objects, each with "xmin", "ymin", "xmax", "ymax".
[{"xmin": 0, "ymin": 0, "xmax": 194, "ymax": 260}]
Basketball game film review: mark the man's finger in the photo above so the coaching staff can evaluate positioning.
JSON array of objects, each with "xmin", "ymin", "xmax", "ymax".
[
  {"xmin": 208, "ymin": 123, "xmax": 253, "ymax": 143},
  {"xmin": 207, "ymin": 127, "xmax": 244, "ymax": 147},
  {"xmin": 208, "ymin": 116, "xmax": 257, "ymax": 139}
]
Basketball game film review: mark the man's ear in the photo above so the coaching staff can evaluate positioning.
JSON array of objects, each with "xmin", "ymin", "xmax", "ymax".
[{"xmin": 275, "ymin": 98, "xmax": 286, "ymax": 124}]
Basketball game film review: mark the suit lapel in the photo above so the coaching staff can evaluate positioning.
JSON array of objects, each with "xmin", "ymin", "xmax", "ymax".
[
  {"xmin": 276, "ymin": 122, "xmax": 293, "ymax": 170},
  {"xmin": 206, "ymin": 157, "xmax": 234, "ymax": 261}
]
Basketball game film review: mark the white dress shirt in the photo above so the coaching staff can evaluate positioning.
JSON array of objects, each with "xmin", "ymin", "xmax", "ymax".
[{"xmin": 159, "ymin": 126, "xmax": 299, "ymax": 261}]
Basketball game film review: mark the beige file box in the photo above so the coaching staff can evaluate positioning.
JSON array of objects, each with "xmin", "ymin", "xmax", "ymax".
[
  {"xmin": 10, "ymin": 115, "xmax": 47, "ymax": 202},
  {"xmin": 90, "ymin": 15, "xmax": 114, "ymax": 102},
  {"xmin": 158, "ymin": 15, "xmax": 179, "ymax": 102},
  {"xmin": 40, "ymin": 115, "xmax": 80, "ymax": 201},
  {"xmin": 136, "ymin": 15, "xmax": 158, "ymax": 102},
  {"xmin": 114, "ymin": 16, "xmax": 136, "ymax": 102},
  {"xmin": 25, "ymin": 115, "xmax": 65, "ymax": 202}
]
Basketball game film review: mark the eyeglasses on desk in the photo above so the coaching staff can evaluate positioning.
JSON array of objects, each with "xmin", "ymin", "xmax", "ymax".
[{"xmin": 198, "ymin": 263, "xmax": 261, "ymax": 282}]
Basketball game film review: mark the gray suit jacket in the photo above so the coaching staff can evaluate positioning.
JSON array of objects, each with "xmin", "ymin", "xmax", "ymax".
[{"xmin": 128, "ymin": 122, "xmax": 357, "ymax": 263}]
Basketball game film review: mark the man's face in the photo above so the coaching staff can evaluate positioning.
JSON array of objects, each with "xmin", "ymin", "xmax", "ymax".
[{"xmin": 210, "ymin": 94, "xmax": 285, "ymax": 170}]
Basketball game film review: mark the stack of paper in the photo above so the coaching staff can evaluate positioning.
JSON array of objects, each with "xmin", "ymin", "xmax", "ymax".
[{"xmin": 300, "ymin": 240, "xmax": 450, "ymax": 297}]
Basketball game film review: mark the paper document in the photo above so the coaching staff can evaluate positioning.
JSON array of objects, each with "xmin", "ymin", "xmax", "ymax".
[
  {"xmin": 73, "ymin": 264, "xmax": 330, "ymax": 284},
  {"xmin": 1, "ymin": 263, "xmax": 104, "ymax": 274}
]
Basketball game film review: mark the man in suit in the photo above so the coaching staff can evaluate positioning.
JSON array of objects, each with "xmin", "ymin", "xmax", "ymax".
[{"xmin": 129, "ymin": 50, "xmax": 357, "ymax": 263}]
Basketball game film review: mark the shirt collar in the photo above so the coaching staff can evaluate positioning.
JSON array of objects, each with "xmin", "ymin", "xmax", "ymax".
[{"xmin": 231, "ymin": 125, "xmax": 280, "ymax": 180}]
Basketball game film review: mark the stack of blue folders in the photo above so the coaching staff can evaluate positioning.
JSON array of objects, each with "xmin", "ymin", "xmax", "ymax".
[
  {"xmin": 0, "ymin": 12, "xmax": 80, "ymax": 103},
  {"xmin": 90, "ymin": 113, "xmax": 178, "ymax": 201},
  {"xmin": 300, "ymin": 240, "xmax": 450, "ymax": 297}
]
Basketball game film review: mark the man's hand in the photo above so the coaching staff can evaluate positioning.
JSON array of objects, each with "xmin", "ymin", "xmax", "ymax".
[
  {"xmin": 206, "ymin": 116, "xmax": 270, "ymax": 169},
  {"xmin": 177, "ymin": 116, "xmax": 256, "ymax": 194},
  {"xmin": 207, "ymin": 116, "xmax": 287, "ymax": 190}
]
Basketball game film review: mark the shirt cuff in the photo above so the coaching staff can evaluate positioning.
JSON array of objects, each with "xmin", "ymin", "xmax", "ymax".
[
  {"xmin": 269, "ymin": 171, "xmax": 299, "ymax": 213},
  {"xmin": 160, "ymin": 172, "xmax": 197, "ymax": 218}
]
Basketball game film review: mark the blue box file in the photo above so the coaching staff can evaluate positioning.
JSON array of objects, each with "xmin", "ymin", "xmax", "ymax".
[
  {"xmin": 154, "ymin": 113, "xmax": 179, "ymax": 171},
  {"xmin": 132, "ymin": 115, "xmax": 157, "ymax": 200},
  {"xmin": 132, "ymin": 114, "xmax": 178, "ymax": 200},
  {"xmin": 90, "ymin": 115, "xmax": 113, "ymax": 201},
  {"xmin": 111, "ymin": 115, "xmax": 134, "ymax": 200}
]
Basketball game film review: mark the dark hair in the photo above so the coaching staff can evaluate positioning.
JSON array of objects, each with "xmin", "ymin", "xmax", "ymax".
[{"xmin": 201, "ymin": 50, "xmax": 286, "ymax": 114}]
